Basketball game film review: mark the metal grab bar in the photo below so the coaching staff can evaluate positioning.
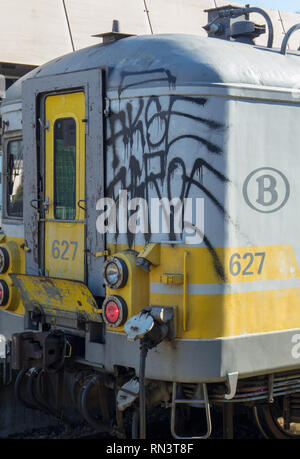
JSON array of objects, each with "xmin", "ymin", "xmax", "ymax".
[
  {"xmin": 281, "ymin": 24, "xmax": 300, "ymax": 55},
  {"xmin": 171, "ymin": 382, "xmax": 212, "ymax": 439},
  {"xmin": 183, "ymin": 250, "xmax": 189, "ymax": 332}
]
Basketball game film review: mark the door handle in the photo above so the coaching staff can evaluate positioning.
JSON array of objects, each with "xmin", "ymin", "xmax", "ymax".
[
  {"xmin": 77, "ymin": 200, "xmax": 87, "ymax": 211},
  {"xmin": 30, "ymin": 199, "xmax": 43, "ymax": 210},
  {"xmin": 42, "ymin": 196, "xmax": 53, "ymax": 213},
  {"xmin": 30, "ymin": 197, "xmax": 53, "ymax": 213}
]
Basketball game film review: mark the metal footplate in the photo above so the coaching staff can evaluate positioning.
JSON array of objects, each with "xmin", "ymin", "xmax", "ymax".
[
  {"xmin": 9, "ymin": 273, "xmax": 103, "ymax": 328},
  {"xmin": 170, "ymin": 382, "xmax": 212, "ymax": 439}
]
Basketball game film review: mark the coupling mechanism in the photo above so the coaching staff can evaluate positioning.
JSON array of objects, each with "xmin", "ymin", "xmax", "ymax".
[
  {"xmin": 123, "ymin": 306, "xmax": 175, "ymax": 439},
  {"xmin": 124, "ymin": 306, "xmax": 174, "ymax": 348}
]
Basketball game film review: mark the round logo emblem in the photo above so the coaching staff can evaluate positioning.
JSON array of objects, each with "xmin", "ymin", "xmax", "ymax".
[{"xmin": 243, "ymin": 167, "xmax": 290, "ymax": 213}]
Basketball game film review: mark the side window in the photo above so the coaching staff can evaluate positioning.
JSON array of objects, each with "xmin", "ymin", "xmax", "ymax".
[
  {"xmin": 54, "ymin": 118, "xmax": 76, "ymax": 220},
  {"xmin": 7, "ymin": 139, "xmax": 23, "ymax": 218}
]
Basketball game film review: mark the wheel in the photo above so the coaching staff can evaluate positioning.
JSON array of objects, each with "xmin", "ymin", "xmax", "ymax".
[{"xmin": 254, "ymin": 396, "xmax": 300, "ymax": 439}]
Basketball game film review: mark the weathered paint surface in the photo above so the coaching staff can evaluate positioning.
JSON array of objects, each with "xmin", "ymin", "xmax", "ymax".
[
  {"xmin": 9, "ymin": 274, "xmax": 102, "ymax": 323},
  {"xmin": 106, "ymin": 94, "xmax": 227, "ymax": 252},
  {"xmin": 44, "ymin": 92, "xmax": 86, "ymax": 281},
  {"xmin": 4, "ymin": 32, "xmax": 300, "ymax": 346},
  {"xmin": 103, "ymin": 87, "xmax": 300, "ymax": 339}
]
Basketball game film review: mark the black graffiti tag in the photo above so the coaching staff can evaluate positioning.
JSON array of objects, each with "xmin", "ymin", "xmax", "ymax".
[{"xmin": 106, "ymin": 82, "xmax": 228, "ymax": 280}]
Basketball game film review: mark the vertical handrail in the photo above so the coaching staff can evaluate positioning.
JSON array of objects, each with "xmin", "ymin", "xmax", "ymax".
[
  {"xmin": 171, "ymin": 382, "xmax": 212, "ymax": 439},
  {"xmin": 183, "ymin": 250, "xmax": 189, "ymax": 331}
]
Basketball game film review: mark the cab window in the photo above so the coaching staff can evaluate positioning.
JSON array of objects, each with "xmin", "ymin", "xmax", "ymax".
[
  {"xmin": 54, "ymin": 118, "xmax": 76, "ymax": 220},
  {"xmin": 7, "ymin": 139, "xmax": 23, "ymax": 217}
]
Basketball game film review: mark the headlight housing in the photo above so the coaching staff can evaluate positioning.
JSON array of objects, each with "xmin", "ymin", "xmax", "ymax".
[
  {"xmin": 0, "ymin": 247, "xmax": 10, "ymax": 274},
  {"xmin": 0, "ymin": 280, "xmax": 9, "ymax": 306},
  {"xmin": 102, "ymin": 257, "xmax": 128, "ymax": 289}
]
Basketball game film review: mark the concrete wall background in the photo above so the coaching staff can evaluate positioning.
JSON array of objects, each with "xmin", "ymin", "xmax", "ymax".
[{"xmin": 0, "ymin": 0, "xmax": 299, "ymax": 66}]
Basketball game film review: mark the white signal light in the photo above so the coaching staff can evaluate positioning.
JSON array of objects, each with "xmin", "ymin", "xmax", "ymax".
[{"xmin": 102, "ymin": 257, "xmax": 128, "ymax": 289}]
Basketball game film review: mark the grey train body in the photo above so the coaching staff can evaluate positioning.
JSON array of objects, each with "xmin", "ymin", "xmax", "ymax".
[{"xmin": 1, "ymin": 12, "xmax": 300, "ymax": 438}]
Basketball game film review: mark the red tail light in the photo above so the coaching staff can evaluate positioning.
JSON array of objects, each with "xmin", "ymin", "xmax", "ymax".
[
  {"xmin": 102, "ymin": 296, "xmax": 127, "ymax": 328},
  {"xmin": 105, "ymin": 300, "xmax": 120, "ymax": 323}
]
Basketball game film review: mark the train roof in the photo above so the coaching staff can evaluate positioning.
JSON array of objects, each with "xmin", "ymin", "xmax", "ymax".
[{"xmin": 3, "ymin": 33, "xmax": 300, "ymax": 105}]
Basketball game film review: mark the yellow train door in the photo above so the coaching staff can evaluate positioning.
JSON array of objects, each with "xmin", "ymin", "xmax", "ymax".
[{"xmin": 44, "ymin": 92, "xmax": 85, "ymax": 281}]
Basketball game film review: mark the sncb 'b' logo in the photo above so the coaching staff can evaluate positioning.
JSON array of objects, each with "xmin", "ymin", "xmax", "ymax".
[{"xmin": 243, "ymin": 167, "xmax": 290, "ymax": 213}]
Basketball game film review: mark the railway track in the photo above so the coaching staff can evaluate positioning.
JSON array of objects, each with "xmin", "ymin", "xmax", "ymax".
[{"xmin": 5, "ymin": 408, "xmax": 263, "ymax": 439}]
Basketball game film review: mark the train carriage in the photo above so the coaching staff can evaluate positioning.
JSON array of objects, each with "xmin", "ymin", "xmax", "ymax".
[{"xmin": 1, "ymin": 5, "xmax": 300, "ymax": 439}]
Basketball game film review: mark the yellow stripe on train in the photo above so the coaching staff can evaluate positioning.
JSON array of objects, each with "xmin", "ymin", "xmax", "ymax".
[{"xmin": 107, "ymin": 243, "xmax": 300, "ymax": 339}]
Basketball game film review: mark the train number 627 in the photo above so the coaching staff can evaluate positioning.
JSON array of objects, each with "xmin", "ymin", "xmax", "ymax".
[
  {"xmin": 229, "ymin": 252, "xmax": 266, "ymax": 276},
  {"xmin": 51, "ymin": 240, "xmax": 78, "ymax": 261}
]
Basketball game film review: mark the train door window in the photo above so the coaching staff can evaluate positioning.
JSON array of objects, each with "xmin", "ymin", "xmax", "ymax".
[
  {"xmin": 54, "ymin": 118, "xmax": 76, "ymax": 220},
  {"xmin": 7, "ymin": 139, "xmax": 23, "ymax": 217}
]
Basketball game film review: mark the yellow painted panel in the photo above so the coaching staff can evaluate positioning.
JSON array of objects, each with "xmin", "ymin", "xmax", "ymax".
[
  {"xmin": 10, "ymin": 274, "xmax": 102, "ymax": 323},
  {"xmin": 44, "ymin": 222, "xmax": 85, "ymax": 280},
  {"xmin": 150, "ymin": 244, "xmax": 300, "ymax": 285},
  {"xmin": 221, "ymin": 288, "xmax": 300, "ymax": 337},
  {"xmin": 150, "ymin": 288, "xmax": 300, "ymax": 339},
  {"xmin": 44, "ymin": 92, "xmax": 85, "ymax": 281},
  {"xmin": 104, "ymin": 251, "xmax": 149, "ymax": 332},
  {"xmin": 108, "ymin": 243, "xmax": 300, "ymax": 339}
]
